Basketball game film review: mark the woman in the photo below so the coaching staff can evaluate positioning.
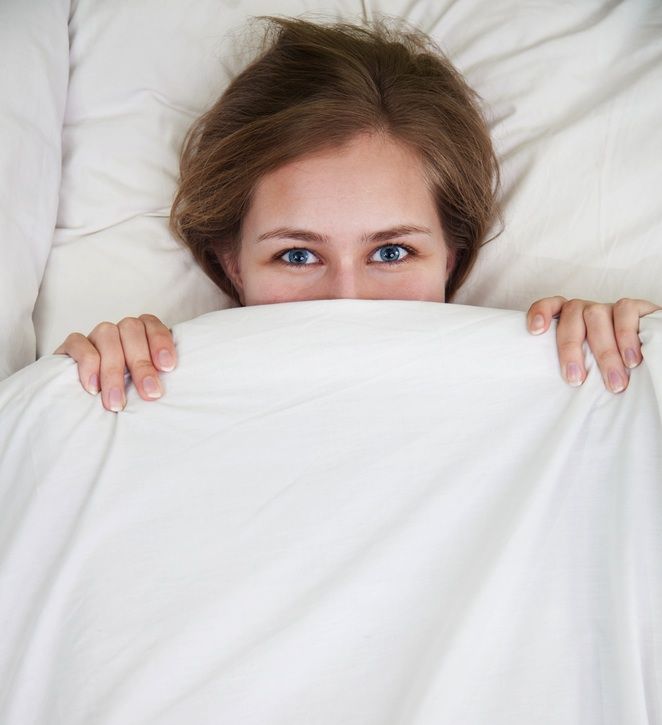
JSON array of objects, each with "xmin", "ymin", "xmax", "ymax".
[{"xmin": 54, "ymin": 17, "xmax": 660, "ymax": 412}]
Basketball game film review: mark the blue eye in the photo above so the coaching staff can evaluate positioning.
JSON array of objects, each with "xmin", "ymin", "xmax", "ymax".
[
  {"xmin": 370, "ymin": 245, "xmax": 410, "ymax": 264},
  {"xmin": 278, "ymin": 248, "xmax": 318, "ymax": 266},
  {"xmin": 276, "ymin": 244, "xmax": 415, "ymax": 267}
]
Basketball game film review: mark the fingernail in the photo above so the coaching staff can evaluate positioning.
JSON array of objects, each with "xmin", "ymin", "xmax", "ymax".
[
  {"xmin": 87, "ymin": 373, "xmax": 99, "ymax": 395},
  {"xmin": 608, "ymin": 370, "xmax": 625, "ymax": 394},
  {"xmin": 566, "ymin": 362, "xmax": 583, "ymax": 386},
  {"xmin": 531, "ymin": 314, "xmax": 545, "ymax": 334},
  {"xmin": 158, "ymin": 350, "xmax": 175, "ymax": 371},
  {"xmin": 624, "ymin": 348, "xmax": 638, "ymax": 369},
  {"xmin": 109, "ymin": 387, "xmax": 125, "ymax": 412},
  {"xmin": 143, "ymin": 376, "xmax": 162, "ymax": 399}
]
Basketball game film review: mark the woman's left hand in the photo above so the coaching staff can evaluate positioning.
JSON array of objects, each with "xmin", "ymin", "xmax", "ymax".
[{"xmin": 527, "ymin": 297, "xmax": 661, "ymax": 393}]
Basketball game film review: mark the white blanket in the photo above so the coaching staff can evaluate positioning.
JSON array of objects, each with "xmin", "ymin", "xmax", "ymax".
[{"xmin": 1, "ymin": 300, "xmax": 661, "ymax": 725}]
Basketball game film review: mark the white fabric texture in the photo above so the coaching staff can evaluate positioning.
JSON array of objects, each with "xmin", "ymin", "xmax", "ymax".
[
  {"xmin": 0, "ymin": 0, "xmax": 70, "ymax": 379},
  {"xmin": 1, "ymin": 300, "xmax": 661, "ymax": 725}
]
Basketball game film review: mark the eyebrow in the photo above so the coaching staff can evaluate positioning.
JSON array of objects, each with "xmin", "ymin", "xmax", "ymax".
[{"xmin": 255, "ymin": 224, "xmax": 433, "ymax": 245}]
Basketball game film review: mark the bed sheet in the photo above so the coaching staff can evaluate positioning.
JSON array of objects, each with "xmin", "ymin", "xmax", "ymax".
[{"xmin": 1, "ymin": 300, "xmax": 661, "ymax": 725}]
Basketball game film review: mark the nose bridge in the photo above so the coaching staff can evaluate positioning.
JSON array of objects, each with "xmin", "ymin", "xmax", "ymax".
[{"xmin": 326, "ymin": 257, "xmax": 364, "ymax": 299}]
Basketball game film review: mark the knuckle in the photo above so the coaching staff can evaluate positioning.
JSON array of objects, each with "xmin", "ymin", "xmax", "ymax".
[
  {"xmin": 102, "ymin": 364, "xmax": 127, "ymax": 378},
  {"xmin": 64, "ymin": 332, "xmax": 85, "ymax": 344},
  {"xmin": 58, "ymin": 332, "xmax": 85, "ymax": 354},
  {"xmin": 563, "ymin": 298, "xmax": 584, "ymax": 315},
  {"xmin": 130, "ymin": 358, "xmax": 157, "ymax": 375},
  {"xmin": 595, "ymin": 350, "xmax": 619, "ymax": 368},
  {"xmin": 549, "ymin": 295, "xmax": 567, "ymax": 309},
  {"xmin": 557, "ymin": 340, "xmax": 580, "ymax": 356},
  {"xmin": 138, "ymin": 313, "xmax": 159, "ymax": 324},
  {"xmin": 92, "ymin": 321, "xmax": 119, "ymax": 337},
  {"xmin": 582, "ymin": 303, "xmax": 607, "ymax": 323},
  {"xmin": 63, "ymin": 334, "xmax": 101, "ymax": 363},
  {"xmin": 613, "ymin": 298, "xmax": 637, "ymax": 317},
  {"xmin": 118, "ymin": 316, "xmax": 144, "ymax": 332}
]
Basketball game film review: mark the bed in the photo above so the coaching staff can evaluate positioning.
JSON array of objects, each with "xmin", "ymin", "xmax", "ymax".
[{"xmin": 1, "ymin": 1, "xmax": 661, "ymax": 723}]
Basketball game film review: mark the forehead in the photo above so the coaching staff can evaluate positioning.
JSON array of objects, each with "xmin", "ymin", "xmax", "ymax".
[{"xmin": 247, "ymin": 132, "xmax": 437, "ymax": 227}]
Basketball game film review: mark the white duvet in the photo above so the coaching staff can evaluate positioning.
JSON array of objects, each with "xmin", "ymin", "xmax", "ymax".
[{"xmin": 1, "ymin": 300, "xmax": 661, "ymax": 724}]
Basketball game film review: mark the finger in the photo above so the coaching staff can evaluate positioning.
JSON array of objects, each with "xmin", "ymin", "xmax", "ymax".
[
  {"xmin": 527, "ymin": 296, "xmax": 567, "ymax": 335},
  {"xmin": 117, "ymin": 317, "xmax": 163, "ymax": 402},
  {"xmin": 88, "ymin": 322, "xmax": 129, "ymax": 412},
  {"xmin": 54, "ymin": 333, "xmax": 101, "ymax": 395},
  {"xmin": 582, "ymin": 303, "xmax": 629, "ymax": 394},
  {"xmin": 138, "ymin": 313, "xmax": 177, "ymax": 372},
  {"xmin": 555, "ymin": 299, "xmax": 589, "ymax": 386},
  {"xmin": 612, "ymin": 298, "xmax": 662, "ymax": 369}
]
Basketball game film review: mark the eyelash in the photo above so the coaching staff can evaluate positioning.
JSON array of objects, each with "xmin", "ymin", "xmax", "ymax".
[{"xmin": 273, "ymin": 244, "xmax": 417, "ymax": 268}]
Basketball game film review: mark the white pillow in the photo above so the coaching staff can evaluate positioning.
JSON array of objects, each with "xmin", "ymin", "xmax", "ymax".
[{"xmin": 0, "ymin": 0, "xmax": 70, "ymax": 380}]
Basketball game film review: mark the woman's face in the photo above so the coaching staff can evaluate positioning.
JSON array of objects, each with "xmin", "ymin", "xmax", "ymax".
[{"xmin": 221, "ymin": 132, "xmax": 454, "ymax": 306}]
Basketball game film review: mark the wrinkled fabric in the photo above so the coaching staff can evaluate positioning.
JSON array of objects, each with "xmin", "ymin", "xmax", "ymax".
[{"xmin": 1, "ymin": 300, "xmax": 661, "ymax": 724}]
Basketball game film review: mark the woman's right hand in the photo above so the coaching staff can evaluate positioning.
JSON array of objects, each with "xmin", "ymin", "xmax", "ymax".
[{"xmin": 53, "ymin": 314, "xmax": 177, "ymax": 412}]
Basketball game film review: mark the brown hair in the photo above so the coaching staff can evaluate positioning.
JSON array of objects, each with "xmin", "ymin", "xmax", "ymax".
[{"xmin": 169, "ymin": 16, "xmax": 501, "ymax": 304}]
